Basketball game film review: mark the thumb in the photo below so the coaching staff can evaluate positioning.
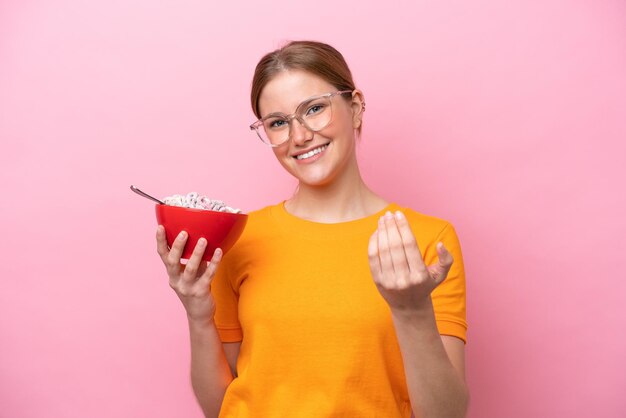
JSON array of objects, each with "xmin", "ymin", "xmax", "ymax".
[{"xmin": 428, "ymin": 242, "xmax": 454, "ymax": 284}]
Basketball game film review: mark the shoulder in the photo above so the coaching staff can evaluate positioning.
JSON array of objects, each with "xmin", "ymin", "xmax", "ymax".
[
  {"xmin": 217, "ymin": 203, "xmax": 280, "ymax": 275},
  {"xmin": 238, "ymin": 202, "xmax": 280, "ymax": 235},
  {"xmin": 245, "ymin": 202, "xmax": 277, "ymax": 220},
  {"xmin": 393, "ymin": 205, "xmax": 465, "ymax": 274},
  {"xmin": 394, "ymin": 204, "xmax": 456, "ymax": 241},
  {"xmin": 223, "ymin": 202, "xmax": 283, "ymax": 255}
]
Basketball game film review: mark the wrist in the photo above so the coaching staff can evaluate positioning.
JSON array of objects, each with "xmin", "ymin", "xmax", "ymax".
[
  {"xmin": 187, "ymin": 315, "xmax": 217, "ymax": 331},
  {"xmin": 390, "ymin": 298, "xmax": 435, "ymax": 323}
]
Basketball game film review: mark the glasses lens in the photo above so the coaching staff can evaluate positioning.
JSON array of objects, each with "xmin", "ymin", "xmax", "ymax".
[
  {"xmin": 298, "ymin": 96, "xmax": 332, "ymax": 131},
  {"xmin": 253, "ymin": 95, "xmax": 334, "ymax": 146},
  {"xmin": 260, "ymin": 116, "xmax": 290, "ymax": 146}
]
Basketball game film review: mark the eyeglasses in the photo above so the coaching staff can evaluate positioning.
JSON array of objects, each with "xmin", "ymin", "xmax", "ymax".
[{"xmin": 250, "ymin": 90, "xmax": 353, "ymax": 147}]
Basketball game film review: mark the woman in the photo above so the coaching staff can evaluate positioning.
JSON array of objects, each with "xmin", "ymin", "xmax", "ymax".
[{"xmin": 156, "ymin": 40, "xmax": 468, "ymax": 418}]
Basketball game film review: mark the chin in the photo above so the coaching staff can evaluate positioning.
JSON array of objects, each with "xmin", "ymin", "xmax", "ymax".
[
  {"xmin": 295, "ymin": 170, "xmax": 338, "ymax": 187},
  {"xmin": 280, "ymin": 163, "xmax": 330, "ymax": 186},
  {"xmin": 299, "ymin": 178, "xmax": 333, "ymax": 187}
]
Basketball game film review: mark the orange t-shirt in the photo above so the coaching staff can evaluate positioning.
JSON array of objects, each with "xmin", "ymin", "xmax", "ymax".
[{"xmin": 211, "ymin": 202, "xmax": 467, "ymax": 417}]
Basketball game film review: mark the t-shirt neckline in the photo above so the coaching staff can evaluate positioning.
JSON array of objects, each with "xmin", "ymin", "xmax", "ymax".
[{"xmin": 269, "ymin": 201, "xmax": 401, "ymax": 239}]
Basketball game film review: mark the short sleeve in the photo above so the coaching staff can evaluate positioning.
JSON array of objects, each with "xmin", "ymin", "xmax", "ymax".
[
  {"xmin": 425, "ymin": 222, "xmax": 468, "ymax": 343},
  {"xmin": 211, "ymin": 255, "xmax": 243, "ymax": 343}
]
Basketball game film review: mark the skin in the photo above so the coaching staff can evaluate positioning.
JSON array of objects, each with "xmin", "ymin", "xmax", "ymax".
[
  {"xmin": 257, "ymin": 70, "xmax": 387, "ymax": 222},
  {"xmin": 370, "ymin": 212, "xmax": 469, "ymax": 418},
  {"xmin": 156, "ymin": 230, "xmax": 232, "ymax": 418},
  {"xmin": 156, "ymin": 69, "xmax": 468, "ymax": 418}
]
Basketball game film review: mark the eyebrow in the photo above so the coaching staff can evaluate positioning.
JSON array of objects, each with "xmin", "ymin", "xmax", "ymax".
[
  {"xmin": 261, "ymin": 93, "xmax": 328, "ymax": 119},
  {"xmin": 262, "ymin": 111, "xmax": 288, "ymax": 119}
]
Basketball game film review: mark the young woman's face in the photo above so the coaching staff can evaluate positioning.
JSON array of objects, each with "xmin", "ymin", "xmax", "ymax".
[{"xmin": 257, "ymin": 70, "xmax": 363, "ymax": 187}]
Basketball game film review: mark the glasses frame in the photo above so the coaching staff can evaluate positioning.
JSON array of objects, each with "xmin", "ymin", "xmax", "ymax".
[{"xmin": 250, "ymin": 90, "xmax": 353, "ymax": 147}]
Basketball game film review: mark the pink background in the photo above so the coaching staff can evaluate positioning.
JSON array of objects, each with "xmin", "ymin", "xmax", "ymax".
[{"xmin": 1, "ymin": 1, "xmax": 625, "ymax": 417}]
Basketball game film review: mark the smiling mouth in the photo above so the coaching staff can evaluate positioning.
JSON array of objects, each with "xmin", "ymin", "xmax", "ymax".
[{"xmin": 294, "ymin": 143, "xmax": 330, "ymax": 160}]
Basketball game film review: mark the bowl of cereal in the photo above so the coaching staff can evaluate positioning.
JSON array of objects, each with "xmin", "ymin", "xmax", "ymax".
[{"xmin": 153, "ymin": 191, "xmax": 247, "ymax": 261}]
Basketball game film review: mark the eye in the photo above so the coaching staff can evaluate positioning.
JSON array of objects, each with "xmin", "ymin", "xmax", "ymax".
[
  {"xmin": 265, "ymin": 118, "xmax": 289, "ymax": 129},
  {"xmin": 307, "ymin": 104, "xmax": 325, "ymax": 115},
  {"xmin": 306, "ymin": 103, "xmax": 326, "ymax": 116}
]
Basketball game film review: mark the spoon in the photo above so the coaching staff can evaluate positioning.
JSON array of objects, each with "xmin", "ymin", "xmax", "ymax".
[{"xmin": 130, "ymin": 185, "xmax": 165, "ymax": 205}]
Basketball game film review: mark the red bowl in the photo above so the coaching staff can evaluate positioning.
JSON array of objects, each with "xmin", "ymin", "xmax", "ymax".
[{"xmin": 155, "ymin": 204, "xmax": 248, "ymax": 261}]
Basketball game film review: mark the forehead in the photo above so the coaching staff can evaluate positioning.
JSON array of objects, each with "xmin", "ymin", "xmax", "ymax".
[{"xmin": 258, "ymin": 70, "xmax": 336, "ymax": 116}]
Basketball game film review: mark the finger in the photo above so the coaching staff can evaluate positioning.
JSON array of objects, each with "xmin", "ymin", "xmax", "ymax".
[
  {"xmin": 156, "ymin": 225, "xmax": 169, "ymax": 261},
  {"xmin": 198, "ymin": 248, "xmax": 223, "ymax": 287},
  {"xmin": 167, "ymin": 230, "xmax": 188, "ymax": 266},
  {"xmin": 181, "ymin": 238, "xmax": 208, "ymax": 283},
  {"xmin": 393, "ymin": 211, "xmax": 426, "ymax": 274},
  {"xmin": 377, "ymin": 216, "xmax": 395, "ymax": 285},
  {"xmin": 383, "ymin": 211, "xmax": 410, "ymax": 279},
  {"xmin": 368, "ymin": 230, "xmax": 382, "ymax": 283},
  {"xmin": 432, "ymin": 242, "xmax": 454, "ymax": 284},
  {"xmin": 437, "ymin": 242, "xmax": 454, "ymax": 267}
]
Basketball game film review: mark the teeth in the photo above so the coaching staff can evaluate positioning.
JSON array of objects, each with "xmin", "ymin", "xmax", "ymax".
[{"xmin": 296, "ymin": 144, "xmax": 328, "ymax": 160}]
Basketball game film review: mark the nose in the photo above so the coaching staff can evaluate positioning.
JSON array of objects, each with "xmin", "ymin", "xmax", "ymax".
[{"xmin": 290, "ymin": 118, "xmax": 313, "ymax": 146}]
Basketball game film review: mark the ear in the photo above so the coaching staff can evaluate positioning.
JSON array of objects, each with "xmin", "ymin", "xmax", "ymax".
[{"xmin": 350, "ymin": 89, "xmax": 366, "ymax": 129}]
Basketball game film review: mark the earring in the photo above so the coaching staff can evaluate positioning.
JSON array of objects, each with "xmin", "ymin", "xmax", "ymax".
[{"xmin": 362, "ymin": 101, "xmax": 366, "ymax": 112}]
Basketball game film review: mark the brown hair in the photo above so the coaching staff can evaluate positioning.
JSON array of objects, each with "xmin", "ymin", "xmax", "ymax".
[{"xmin": 250, "ymin": 40, "xmax": 357, "ymax": 120}]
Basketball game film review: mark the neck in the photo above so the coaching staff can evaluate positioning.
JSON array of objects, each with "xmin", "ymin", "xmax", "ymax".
[{"xmin": 285, "ymin": 156, "xmax": 388, "ymax": 223}]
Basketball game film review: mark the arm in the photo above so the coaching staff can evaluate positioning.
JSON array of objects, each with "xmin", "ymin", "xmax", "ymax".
[
  {"xmin": 368, "ymin": 212, "xmax": 469, "ymax": 418},
  {"xmin": 392, "ymin": 307, "xmax": 468, "ymax": 418},
  {"xmin": 156, "ymin": 227, "xmax": 235, "ymax": 418},
  {"xmin": 223, "ymin": 342, "xmax": 241, "ymax": 378},
  {"xmin": 188, "ymin": 319, "xmax": 236, "ymax": 418}
]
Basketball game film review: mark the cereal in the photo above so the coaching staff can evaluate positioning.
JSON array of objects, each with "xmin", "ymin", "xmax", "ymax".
[{"xmin": 163, "ymin": 192, "xmax": 242, "ymax": 213}]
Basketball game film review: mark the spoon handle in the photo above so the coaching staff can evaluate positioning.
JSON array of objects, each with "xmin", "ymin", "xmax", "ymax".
[{"xmin": 130, "ymin": 185, "xmax": 165, "ymax": 205}]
